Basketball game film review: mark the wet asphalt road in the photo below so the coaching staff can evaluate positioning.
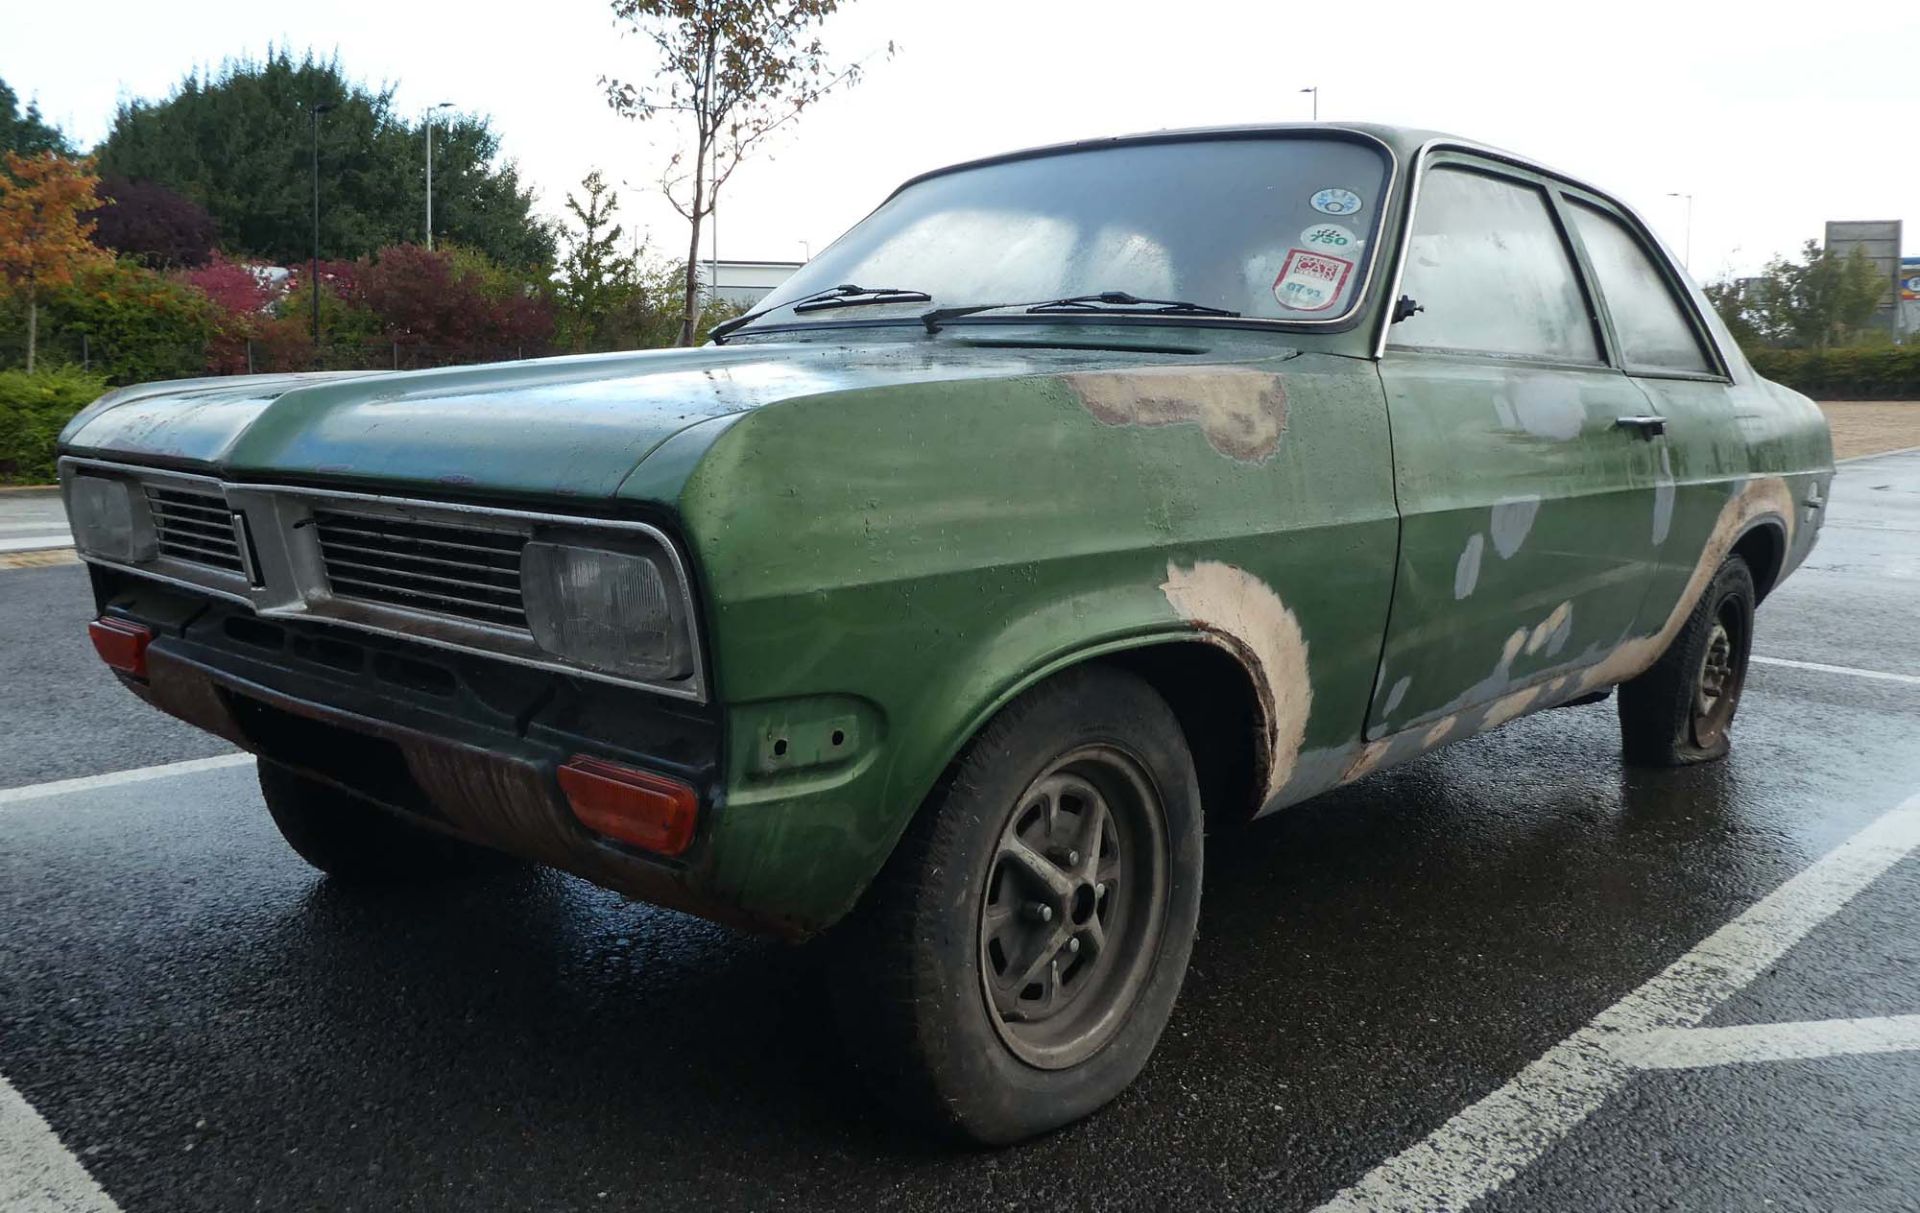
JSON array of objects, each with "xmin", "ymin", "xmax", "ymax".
[{"xmin": 2, "ymin": 451, "xmax": 1917, "ymax": 1212}]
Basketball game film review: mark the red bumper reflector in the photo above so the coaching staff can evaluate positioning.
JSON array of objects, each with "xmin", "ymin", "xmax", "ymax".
[
  {"xmin": 557, "ymin": 755, "xmax": 699, "ymax": 857},
  {"xmin": 88, "ymin": 617, "xmax": 154, "ymax": 679}
]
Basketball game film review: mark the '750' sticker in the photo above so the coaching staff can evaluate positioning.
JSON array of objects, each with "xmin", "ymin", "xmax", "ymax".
[{"xmin": 1272, "ymin": 249, "xmax": 1354, "ymax": 312}]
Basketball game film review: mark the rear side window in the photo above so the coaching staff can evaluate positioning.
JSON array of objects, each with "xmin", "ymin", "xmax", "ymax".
[
  {"xmin": 1390, "ymin": 167, "xmax": 1599, "ymax": 363},
  {"xmin": 1567, "ymin": 202, "xmax": 1715, "ymax": 374}
]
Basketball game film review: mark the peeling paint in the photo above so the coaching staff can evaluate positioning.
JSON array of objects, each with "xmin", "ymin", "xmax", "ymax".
[
  {"xmin": 1384, "ymin": 675, "xmax": 1411, "ymax": 717},
  {"xmin": 1508, "ymin": 378, "xmax": 1585, "ymax": 441},
  {"xmin": 1160, "ymin": 560, "xmax": 1312, "ymax": 800},
  {"xmin": 1454, "ymin": 532, "xmax": 1485, "ymax": 599},
  {"xmin": 1578, "ymin": 476, "xmax": 1795, "ymax": 694},
  {"xmin": 1067, "ymin": 368, "xmax": 1289, "ymax": 462},
  {"xmin": 1652, "ymin": 445, "xmax": 1676, "ymax": 546},
  {"xmin": 1525, "ymin": 601, "xmax": 1574, "ymax": 657},
  {"xmin": 1489, "ymin": 496, "xmax": 1542, "ymax": 559}
]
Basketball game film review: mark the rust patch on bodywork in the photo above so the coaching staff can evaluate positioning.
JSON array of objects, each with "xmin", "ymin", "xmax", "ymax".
[
  {"xmin": 1066, "ymin": 367, "xmax": 1289, "ymax": 462},
  {"xmin": 1160, "ymin": 560, "xmax": 1311, "ymax": 800}
]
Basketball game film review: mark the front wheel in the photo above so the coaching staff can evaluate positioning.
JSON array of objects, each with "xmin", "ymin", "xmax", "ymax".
[
  {"xmin": 833, "ymin": 665, "xmax": 1204, "ymax": 1144},
  {"xmin": 1618, "ymin": 555, "xmax": 1756, "ymax": 766}
]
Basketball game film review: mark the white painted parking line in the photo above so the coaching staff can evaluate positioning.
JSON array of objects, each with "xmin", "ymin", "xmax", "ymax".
[
  {"xmin": 1838, "ymin": 444, "xmax": 1920, "ymax": 464},
  {"xmin": 1612, "ymin": 1015, "xmax": 1920, "ymax": 1070},
  {"xmin": 1314, "ymin": 789, "xmax": 1920, "ymax": 1213},
  {"xmin": 0, "ymin": 1072, "xmax": 122, "ymax": 1213},
  {"xmin": 0, "ymin": 536, "xmax": 74, "ymax": 554},
  {"xmin": 0, "ymin": 753, "xmax": 252, "ymax": 809},
  {"xmin": 1752, "ymin": 656, "xmax": 1920, "ymax": 687}
]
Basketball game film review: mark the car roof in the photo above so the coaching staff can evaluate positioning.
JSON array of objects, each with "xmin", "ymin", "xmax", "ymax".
[{"xmin": 888, "ymin": 122, "xmax": 1574, "ymax": 199}]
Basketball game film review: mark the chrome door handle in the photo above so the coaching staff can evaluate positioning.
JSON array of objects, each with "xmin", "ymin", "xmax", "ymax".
[{"xmin": 1615, "ymin": 415, "xmax": 1667, "ymax": 438}]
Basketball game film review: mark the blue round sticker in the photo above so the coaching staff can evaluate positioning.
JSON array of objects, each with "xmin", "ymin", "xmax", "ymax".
[{"xmin": 1311, "ymin": 187, "xmax": 1363, "ymax": 215}]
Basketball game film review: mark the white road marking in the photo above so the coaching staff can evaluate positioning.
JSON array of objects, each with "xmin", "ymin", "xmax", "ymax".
[
  {"xmin": 1613, "ymin": 1015, "xmax": 1920, "ymax": 1070},
  {"xmin": 0, "ymin": 752, "xmax": 252, "ymax": 809},
  {"xmin": 0, "ymin": 535, "xmax": 74, "ymax": 554},
  {"xmin": 0, "ymin": 1072, "xmax": 122, "ymax": 1213},
  {"xmin": 1752, "ymin": 655, "xmax": 1920, "ymax": 686},
  {"xmin": 1837, "ymin": 444, "xmax": 1920, "ymax": 464},
  {"xmin": 1314, "ymin": 790, "xmax": 1920, "ymax": 1213}
]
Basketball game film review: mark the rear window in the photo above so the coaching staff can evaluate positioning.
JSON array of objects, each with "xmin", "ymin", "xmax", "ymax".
[{"xmin": 742, "ymin": 135, "xmax": 1392, "ymax": 331}]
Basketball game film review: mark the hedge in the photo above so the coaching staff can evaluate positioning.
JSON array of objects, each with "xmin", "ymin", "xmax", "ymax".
[
  {"xmin": 0, "ymin": 366, "xmax": 110, "ymax": 484},
  {"xmin": 1747, "ymin": 346, "xmax": 1920, "ymax": 400}
]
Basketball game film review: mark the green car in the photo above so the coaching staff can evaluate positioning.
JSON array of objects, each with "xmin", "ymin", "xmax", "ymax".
[{"xmin": 57, "ymin": 124, "xmax": 1831, "ymax": 1144}]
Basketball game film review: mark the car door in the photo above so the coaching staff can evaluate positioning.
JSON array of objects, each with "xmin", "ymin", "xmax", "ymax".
[
  {"xmin": 1557, "ymin": 193, "xmax": 1751, "ymax": 637},
  {"xmin": 1367, "ymin": 158, "xmax": 1659, "ymax": 739}
]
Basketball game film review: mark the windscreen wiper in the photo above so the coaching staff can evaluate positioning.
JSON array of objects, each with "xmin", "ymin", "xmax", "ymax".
[
  {"xmin": 920, "ymin": 292, "xmax": 1240, "ymax": 334},
  {"xmin": 709, "ymin": 283, "xmax": 933, "ymax": 343}
]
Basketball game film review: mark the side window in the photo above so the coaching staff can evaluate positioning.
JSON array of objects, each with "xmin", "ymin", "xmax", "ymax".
[
  {"xmin": 1567, "ymin": 202, "xmax": 1715, "ymax": 375},
  {"xmin": 1390, "ymin": 166, "xmax": 1599, "ymax": 363}
]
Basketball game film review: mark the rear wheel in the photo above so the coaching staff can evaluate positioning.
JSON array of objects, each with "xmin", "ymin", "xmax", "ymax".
[
  {"xmin": 833, "ymin": 665, "xmax": 1203, "ymax": 1144},
  {"xmin": 1619, "ymin": 555, "xmax": 1756, "ymax": 766},
  {"xmin": 257, "ymin": 759, "xmax": 509, "ymax": 882}
]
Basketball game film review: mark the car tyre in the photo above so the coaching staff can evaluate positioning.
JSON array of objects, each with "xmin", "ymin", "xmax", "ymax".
[
  {"xmin": 257, "ymin": 759, "xmax": 510, "ymax": 882},
  {"xmin": 832, "ymin": 665, "xmax": 1204, "ymax": 1145},
  {"xmin": 1618, "ymin": 555, "xmax": 1757, "ymax": 767}
]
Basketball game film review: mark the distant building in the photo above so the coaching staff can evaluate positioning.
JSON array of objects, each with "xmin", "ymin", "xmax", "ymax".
[
  {"xmin": 695, "ymin": 259, "xmax": 804, "ymax": 309},
  {"xmin": 1823, "ymin": 220, "xmax": 1904, "ymax": 337}
]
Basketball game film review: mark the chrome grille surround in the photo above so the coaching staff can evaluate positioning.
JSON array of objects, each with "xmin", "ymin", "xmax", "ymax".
[{"xmin": 57, "ymin": 456, "xmax": 705, "ymax": 702}]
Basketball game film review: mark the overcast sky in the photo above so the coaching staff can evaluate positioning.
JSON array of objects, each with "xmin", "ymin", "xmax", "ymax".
[{"xmin": 7, "ymin": 0, "xmax": 1915, "ymax": 280}]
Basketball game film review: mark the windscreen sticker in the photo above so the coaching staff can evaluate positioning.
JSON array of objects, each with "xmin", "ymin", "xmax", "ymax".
[
  {"xmin": 1310, "ymin": 187, "xmax": 1364, "ymax": 215},
  {"xmin": 1273, "ymin": 249, "xmax": 1355, "ymax": 312},
  {"xmin": 1300, "ymin": 222, "xmax": 1360, "ymax": 252}
]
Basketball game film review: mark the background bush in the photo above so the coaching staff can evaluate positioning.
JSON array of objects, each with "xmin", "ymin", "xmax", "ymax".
[
  {"xmin": 1748, "ymin": 346, "xmax": 1920, "ymax": 400},
  {"xmin": 0, "ymin": 364, "xmax": 108, "ymax": 483}
]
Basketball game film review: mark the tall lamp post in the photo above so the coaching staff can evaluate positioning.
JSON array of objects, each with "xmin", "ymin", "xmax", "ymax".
[
  {"xmin": 425, "ymin": 100, "xmax": 454, "ymax": 249},
  {"xmin": 1667, "ymin": 191, "xmax": 1694, "ymax": 272},
  {"xmin": 309, "ymin": 101, "xmax": 335, "ymax": 359},
  {"xmin": 1300, "ymin": 86, "xmax": 1318, "ymax": 120}
]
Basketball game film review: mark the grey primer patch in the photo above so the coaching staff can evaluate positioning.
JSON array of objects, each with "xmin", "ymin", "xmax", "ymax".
[
  {"xmin": 1508, "ymin": 377, "xmax": 1584, "ymax": 441},
  {"xmin": 1383, "ymin": 675, "xmax": 1410, "ymax": 716},
  {"xmin": 1489, "ymin": 496, "xmax": 1541, "ymax": 559},
  {"xmin": 1653, "ymin": 445, "xmax": 1676, "ymax": 545},
  {"xmin": 1454, "ymin": 532, "xmax": 1485, "ymax": 599}
]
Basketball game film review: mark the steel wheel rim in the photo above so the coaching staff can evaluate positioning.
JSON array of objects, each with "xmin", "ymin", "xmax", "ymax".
[
  {"xmin": 1691, "ymin": 601, "xmax": 1747, "ymax": 748},
  {"xmin": 977, "ymin": 744, "xmax": 1169, "ymax": 1070}
]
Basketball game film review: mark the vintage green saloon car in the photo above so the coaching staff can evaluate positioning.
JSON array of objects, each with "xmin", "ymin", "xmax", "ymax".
[{"xmin": 58, "ymin": 124, "xmax": 1830, "ymax": 1143}]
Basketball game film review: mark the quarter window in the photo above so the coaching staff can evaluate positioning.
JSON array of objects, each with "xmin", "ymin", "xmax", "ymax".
[
  {"xmin": 1567, "ymin": 202, "xmax": 1714, "ymax": 374},
  {"xmin": 1391, "ymin": 167, "xmax": 1599, "ymax": 363}
]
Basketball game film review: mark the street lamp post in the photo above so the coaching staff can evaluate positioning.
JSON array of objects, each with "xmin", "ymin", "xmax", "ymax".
[
  {"xmin": 309, "ymin": 101, "xmax": 335, "ymax": 360},
  {"xmin": 1667, "ymin": 191, "xmax": 1694, "ymax": 272},
  {"xmin": 1300, "ymin": 86, "xmax": 1318, "ymax": 120},
  {"xmin": 425, "ymin": 101, "xmax": 454, "ymax": 250}
]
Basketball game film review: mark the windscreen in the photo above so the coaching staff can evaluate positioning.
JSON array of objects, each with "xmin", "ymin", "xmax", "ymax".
[{"xmin": 741, "ymin": 135, "xmax": 1391, "ymax": 332}]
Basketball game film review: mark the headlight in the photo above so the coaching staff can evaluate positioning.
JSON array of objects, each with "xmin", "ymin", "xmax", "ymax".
[
  {"xmin": 520, "ymin": 540, "xmax": 693, "ymax": 681},
  {"xmin": 66, "ymin": 474, "xmax": 157, "ymax": 563}
]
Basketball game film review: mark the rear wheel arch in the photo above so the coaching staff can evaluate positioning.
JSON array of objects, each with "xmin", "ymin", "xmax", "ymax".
[{"xmin": 1730, "ymin": 517, "xmax": 1788, "ymax": 601}]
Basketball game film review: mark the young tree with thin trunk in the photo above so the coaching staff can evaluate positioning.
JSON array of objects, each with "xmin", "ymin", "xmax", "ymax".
[
  {"xmin": 602, "ymin": 0, "xmax": 883, "ymax": 346},
  {"xmin": 0, "ymin": 152, "xmax": 110, "ymax": 372}
]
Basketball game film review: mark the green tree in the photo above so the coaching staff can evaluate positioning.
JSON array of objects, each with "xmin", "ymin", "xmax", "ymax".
[
  {"xmin": 603, "ymin": 0, "xmax": 884, "ymax": 345},
  {"xmin": 555, "ymin": 171, "xmax": 639, "ymax": 350},
  {"xmin": 1724, "ymin": 241, "xmax": 1889, "ymax": 350},
  {"xmin": 97, "ymin": 49, "xmax": 555, "ymax": 270},
  {"xmin": 0, "ymin": 79, "xmax": 72, "ymax": 157}
]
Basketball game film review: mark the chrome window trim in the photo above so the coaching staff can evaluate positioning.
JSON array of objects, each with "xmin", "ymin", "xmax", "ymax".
[
  {"xmin": 1371, "ymin": 138, "xmax": 1734, "ymax": 377},
  {"xmin": 58, "ymin": 456, "xmax": 708, "ymax": 703}
]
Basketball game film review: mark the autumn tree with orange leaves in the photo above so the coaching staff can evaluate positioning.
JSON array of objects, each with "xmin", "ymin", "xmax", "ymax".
[{"xmin": 0, "ymin": 152, "xmax": 110, "ymax": 371}]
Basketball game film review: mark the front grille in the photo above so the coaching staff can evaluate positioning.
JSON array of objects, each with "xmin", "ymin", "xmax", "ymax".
[
  {"xmin": 146, "ymin": 485, "xmax": 244, "ymax": 573},
  {"xmin": 313, "ymin": 510, "xmax": 529, "ymax": 631}
]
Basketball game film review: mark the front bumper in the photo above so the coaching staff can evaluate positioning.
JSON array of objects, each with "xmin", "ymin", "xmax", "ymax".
[{"xmin": 90, "ymin": 567, "xmax": 811, "ymax": 937}]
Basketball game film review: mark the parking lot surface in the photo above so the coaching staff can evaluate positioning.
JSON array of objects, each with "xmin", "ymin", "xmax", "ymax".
[{"xmin": 2, "ymin": 448, "xmax": 1917, "ymax": 1211}]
